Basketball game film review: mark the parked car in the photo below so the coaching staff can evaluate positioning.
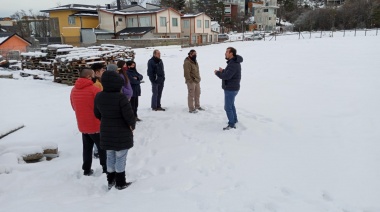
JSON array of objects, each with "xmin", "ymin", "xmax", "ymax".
[
  {"xmin": 245, "ymin": 33, "xmax": 263, "ymax": 41},
  {"xmin": 218, "ymin": 34, "xmax": 229, "ymax": 42}
]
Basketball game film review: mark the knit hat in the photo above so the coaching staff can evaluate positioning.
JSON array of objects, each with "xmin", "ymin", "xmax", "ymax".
[{"xmin": 106, "ymin": 64, "xmax": 118, "ymax": 72}]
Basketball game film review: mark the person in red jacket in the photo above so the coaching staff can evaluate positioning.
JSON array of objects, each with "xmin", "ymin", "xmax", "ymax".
[{"xmin": 70, "ymin": 68, "xmax": 106, "ymax": 176}]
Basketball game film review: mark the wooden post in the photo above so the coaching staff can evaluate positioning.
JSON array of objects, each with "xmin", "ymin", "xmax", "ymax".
[
  {"xmin": 365, "ymin": 28, "xmax": 367, "ymax": 36},
  {"xmin": 343, "ymin": 29, "xmax": 345, "ymax": 37},
  {"xmin": 299, "ymin": 28, "xmax": 301, "ymax": 40},
  {"xmin": 355, "ymin": 28, "xmax": 357, "ymax": 36}
]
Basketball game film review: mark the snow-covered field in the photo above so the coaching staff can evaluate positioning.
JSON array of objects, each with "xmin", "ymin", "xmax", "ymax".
[{"xmin": 0, "ymin": 33, "xmax": 379, "ymax": 212}]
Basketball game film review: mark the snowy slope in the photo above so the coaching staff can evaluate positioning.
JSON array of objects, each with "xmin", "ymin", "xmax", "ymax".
[{"xmin": 0, "ymin": 34, "xmax": 379, "ymax": 212}]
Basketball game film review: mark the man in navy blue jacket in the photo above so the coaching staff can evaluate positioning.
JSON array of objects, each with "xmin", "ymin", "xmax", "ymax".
[
  {"xmin": 147, "ymin": 49, "xmax": 166, "ymax": 111},
  {"xmin": 215, "ymin": 47, "xmax": 243, "ymax": 130}
]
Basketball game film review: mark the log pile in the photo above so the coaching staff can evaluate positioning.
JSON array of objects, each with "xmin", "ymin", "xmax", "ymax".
[
  {"xmin": 21, "ymin": 44, "xmax": 135, "ymax": 85},
  {"xmin": 20, "ymin": 52, "xmax": 48, "ymax": 70},
  {"xmin": 55, "ymin": 45, "xmax": 135, "ymax": 85}
]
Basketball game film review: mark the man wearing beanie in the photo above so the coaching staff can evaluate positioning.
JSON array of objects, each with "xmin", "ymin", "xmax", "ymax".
[
  {"xmin": 94, "ymin": 70, "xmax": 136, "ymax": 190},
  {"xmin": 183, "ymin": 49, "xmax": 204, "ymax": 113}
]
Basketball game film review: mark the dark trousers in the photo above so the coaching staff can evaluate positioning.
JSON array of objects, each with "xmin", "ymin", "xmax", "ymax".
[
  {"xmin": 82, "ymin": 133, "xmax": 106, "ymax": 172},
  {"xmin": 151, "ymin": 82, "xmax": 164, "ymax": 109},
  {"xmin": 130, "ymin": 96, "xmax": 139, "ymax": 118}
]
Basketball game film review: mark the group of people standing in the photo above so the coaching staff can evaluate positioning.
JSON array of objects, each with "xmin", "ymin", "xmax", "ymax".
[{"xmin": 69, "ymin": 47, "xmax": 243, "ymax": 190}]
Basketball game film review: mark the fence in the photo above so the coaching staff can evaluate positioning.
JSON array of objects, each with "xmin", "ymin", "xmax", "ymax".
[
  {"xmin": 0, "ymin": 49, "xmax": 21, "ymax": 60},
  {"xmin": 262, "ymin": 28, "xmax": 379, "ymax": 42},
  {"xmin": 34, "ymin": 37, "xmax": 62, "ymax": 47},
  {"xmin": 96, "ymin": 38, "xmax": 190, "ymax": 48}
]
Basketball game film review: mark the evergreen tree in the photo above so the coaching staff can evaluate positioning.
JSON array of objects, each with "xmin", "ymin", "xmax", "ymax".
[{"xmin": 160, "ymin": 0, "xmax": 186, "ymax": 11}]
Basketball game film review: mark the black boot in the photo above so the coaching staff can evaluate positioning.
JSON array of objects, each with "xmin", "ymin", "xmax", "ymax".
[
  {"xmin": 115, "ymin": 172, "xmax": 132, "ymax": 190},
  {"xmin": 107, "ymin": 172, "xmax": 116, "ymax": 190}
]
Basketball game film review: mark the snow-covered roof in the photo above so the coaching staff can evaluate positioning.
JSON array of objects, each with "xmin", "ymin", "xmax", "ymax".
[
  {"xmin": 41, "ymin": 4, "xmax": 102, "ymax": 12},
  {"xmin": 182, "ymin": 13, "xmax": 203, "ymax": 18},
  {"xmin": 111, "ymin": 8, "xmax": 165, "ymax": 15},
  {"xmin": 0, "ymin": 36, "xmax": 9, "ymax": 44},
  {"xmin": 70, "ymin": 13, "xmax": 98, "ymax": 17},
  {"xmin": 211, "ymin": 22, "xmax": 219, "ymax": 27}
]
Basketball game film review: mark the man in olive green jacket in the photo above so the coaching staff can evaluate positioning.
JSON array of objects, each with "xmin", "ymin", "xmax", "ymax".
[{"xmin": 183, "ymin": 49, "xmax": 204, "ymax": 113}]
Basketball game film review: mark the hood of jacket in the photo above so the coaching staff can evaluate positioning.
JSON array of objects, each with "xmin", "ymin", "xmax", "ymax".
[
  {"xmin": 228, "ymin": 55, "xmax": 243, "ymax": 64},
  {"xmin": 74, "ymin": 78, "xmax": 94, "ymax": 89},
  {"xmin": 101, "ymin": 70, "xmax": 124, "ymax": 92},
  {"xmin": 184, "ymin": 57, "xmax": 197, "ymax": 64}
]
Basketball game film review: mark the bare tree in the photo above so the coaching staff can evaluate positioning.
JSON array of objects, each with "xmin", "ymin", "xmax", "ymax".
[{"xmin": 111, "ymin": 0, "xmax": 145, "ymax": 8}]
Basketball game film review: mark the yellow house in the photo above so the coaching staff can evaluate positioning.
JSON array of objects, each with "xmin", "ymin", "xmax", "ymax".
[{"xmin": 41, "ymin": 4, "xmax": 100, "ymax": 46}]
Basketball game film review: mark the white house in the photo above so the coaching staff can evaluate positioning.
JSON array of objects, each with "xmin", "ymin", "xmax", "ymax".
[
  {"xmin": 253, "ymin": 0, "xmax": 278, "ymax": 31},
  {"xmin": 97, "ymin": 6, "xmax": 183, "ymax": 39},
  {"xmin": 211, "ymin": 21, "xmax": 220, "ymax": 33},
  {"xmin": 181, "ymin": 13, "xmax": 218, "ymax": 44}
]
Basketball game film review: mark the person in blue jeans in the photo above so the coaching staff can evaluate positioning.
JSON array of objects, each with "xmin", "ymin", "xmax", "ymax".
[
  {"xmin": 94, "ymin": 70, "xmax": 136, "ymax": 190},
  {"xmin": 214, "ymin": 47, "xmax": 243, "ymax": 130}
]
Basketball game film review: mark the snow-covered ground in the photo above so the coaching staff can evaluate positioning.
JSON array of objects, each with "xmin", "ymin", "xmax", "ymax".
[
  {"xmin": 0, "ymin": 33, "xmax": 380, "ymax": 212},
  {"xmin": 226, "ymin": 29, "xmax": 378, "ymax": 42}
]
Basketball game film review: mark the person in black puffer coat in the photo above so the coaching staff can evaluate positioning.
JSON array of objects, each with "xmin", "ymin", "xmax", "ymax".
[{"xmin": 94, "ymin": 70, "xmax": 136, "ymax": 190}]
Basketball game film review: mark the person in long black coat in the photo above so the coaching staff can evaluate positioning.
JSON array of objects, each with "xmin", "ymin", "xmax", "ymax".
[
  {"xmin": 126, "ymin": 60, "xmax": 143, "ymax": 121},
  {"xmin": 94, "ymin": 70, "xmax": 136, "ymax": 190}
]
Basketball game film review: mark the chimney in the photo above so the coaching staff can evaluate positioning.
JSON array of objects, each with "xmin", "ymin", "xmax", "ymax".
[
  {"xmin": 117, "ymin": 0, "xmax": 121, "ymax": 10},
  {"xmin": 106, "ymin": 4, "xmax": 111, "ymax": 9}
]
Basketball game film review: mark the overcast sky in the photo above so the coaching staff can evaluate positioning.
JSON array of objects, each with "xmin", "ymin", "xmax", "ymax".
[{"xmin": 0, "ymin": 0, "xmax": 118, "ymax": 17}]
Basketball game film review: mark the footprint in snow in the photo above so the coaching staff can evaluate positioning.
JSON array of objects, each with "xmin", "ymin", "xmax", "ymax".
[
  {"xmin": 322, "ymin": 191, "xmax": 333, "ymax": 202},
  {"xmin": 280, "ymin": 187, "xmax": 293, "ymax": 196}
]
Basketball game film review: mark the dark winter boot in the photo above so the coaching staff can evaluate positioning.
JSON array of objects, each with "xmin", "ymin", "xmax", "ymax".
[
  {"xmin": 107, "ymin": 172, "xmax": 116, "ymax": 190},
  {"xmin": 115, "ymin": 172, "xmax": 132, "ymax": 190},
  {"xmin": 83, "ymin": 169, "xmax": 94, "ymax": 176}
]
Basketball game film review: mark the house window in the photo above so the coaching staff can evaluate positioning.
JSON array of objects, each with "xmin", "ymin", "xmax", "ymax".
[
  {"xmin": 139, "ymin": 16, "xmax": 151, "ymax": 27},
  {"xmin": 264, "ymin": 9, "xmax": 268, "ymax": 12},
  {"xmin": 172, "ymin": 18, "xmax": 178, "ymax": 27},
  {"xmin": 191, "ymin": 35, "xmax": 196, "ymax": 44},
  {"xmin": 183, "ymin": 20, "xmax": 190, "ymax": 28},
  {"xmin": 118, "ymin": 17, "xmax": 123, "ymax": 22},
  {"xmin": 68, "ymin": 16, "xmax": 75, "ymax": 25},
  {"xmin": 205, "ymin": 20, "xmax": 209, "ymax": 28},
  {"xmin": 160, "ymin": 17, "xmax": 167, "ymax": 27},
  {"xmin": 225, "ymin": 8, "xmax": 231, "ymax": 14},
  {"xmin": 197, "ymin": 20, "xmax": 201, "ymax": 28},
  {"xmin": 269, "ymin": 17, "xmax": 272, "ymax": 20},
  {"xmin": 127, "ymin": 18, "xmax": 135, "ymax": 27},
  {"xmin": 202, "ymin": 35, "xmax": 207, "ymax": 43}
]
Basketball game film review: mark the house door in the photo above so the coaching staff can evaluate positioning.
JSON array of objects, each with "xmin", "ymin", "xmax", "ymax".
[{"xmin": 197, "ymin": 35, "xmax": 202, "ymax": 44}]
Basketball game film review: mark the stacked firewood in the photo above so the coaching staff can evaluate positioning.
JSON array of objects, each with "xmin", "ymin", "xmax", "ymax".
[
  {"xmin": 21, "ymin": 44, "xmax": 135, "ymax": 84},
  {"xmin": 55, "ymin": 45, "xmax": 135, "ymax": 85}
]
